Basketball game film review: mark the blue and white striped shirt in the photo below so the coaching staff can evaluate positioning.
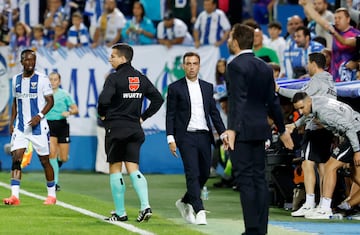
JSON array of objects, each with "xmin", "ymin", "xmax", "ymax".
[
  {"xmin": 193, "ymin": 9, "xmax": 230, "ymax": 45},
  {"xmin": 12, "ymin": 71, "xmax": 53, "ymax": 135}
]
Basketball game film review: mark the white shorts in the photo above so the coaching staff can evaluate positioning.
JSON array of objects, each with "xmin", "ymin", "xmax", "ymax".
[{"xmin": 11, "ymin": 129, "xmax": 50, "ymax": 156}]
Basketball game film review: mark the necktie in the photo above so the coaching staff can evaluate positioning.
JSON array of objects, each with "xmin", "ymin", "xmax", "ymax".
[{"xmin": 203, "ymin": 16, "xmax": 211, "ymax": 45}]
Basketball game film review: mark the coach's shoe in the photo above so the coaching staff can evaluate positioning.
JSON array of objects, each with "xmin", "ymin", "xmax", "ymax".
[
  {"xmin": 291, "ymin": 204, "xmax": 315, "ymax": 217},
  {"xmin": 184, "ymin": 204, "xmax": 196, "ymax": 224},
  {"xmin": 305, "ymin": 207, "xmax": 333, "ymax": 219},
  {"xmin": 105, "ymin": 213, "xmax": 128, "ymax": 222},
  {"xmin": 3, "ymin": 195, "xmax": 20, "ymax": 205},
  {"xmin": 43, "ymin": 196, "xmax": 56, "ymax": 205},
  {"xmin": 137, "ymin": 207, "xmax": 152, "ymax": 222},
  {"xmin": 195, "ymin": 210, "xmax": 207, "ymax": 225},
  {"xmin": 175, "ymin": 199, "xmax": 187, "ymax": 220}
]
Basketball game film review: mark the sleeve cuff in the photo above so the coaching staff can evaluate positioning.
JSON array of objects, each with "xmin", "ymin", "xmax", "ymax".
[{"xmin": 167, "ymin": 135, "xmax": 175, "ymax": 144}]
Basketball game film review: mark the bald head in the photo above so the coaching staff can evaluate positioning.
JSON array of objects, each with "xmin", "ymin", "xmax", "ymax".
[{"xmin": 287, "ymin": 15, "xmax": 304, "ymax": 36}]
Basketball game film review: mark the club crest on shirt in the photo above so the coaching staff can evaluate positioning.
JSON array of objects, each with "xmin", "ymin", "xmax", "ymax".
[
  {"xmin": 30, "ymin": 82, "xmax": 38, "ymax": 89},
  {"xmin": 128, "ymin": 77, "xmax": 140, "ymax": 92}
]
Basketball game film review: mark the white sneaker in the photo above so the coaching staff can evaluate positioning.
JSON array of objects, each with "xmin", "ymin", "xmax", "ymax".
[
  {"xmin": 195, "ymin": 210, "xmax": 207, "ymax": 225},
  {"xmin": 337, "ymin": 201, "xmax": 351, "ymax": 210},
  {"xmin": 184, "ymin": 204, "xmax": 196, "ymax": 224},
  {"xmin": 291, "ymin": 204, "xmax": 315, "ymax": 217},
  {"xmin": 175, "ymin": 199, "xmax": 187, "ymax": 220},
  {"xmin": 305, "ymin": 207, "xmax": 333, "ymax": 219}
]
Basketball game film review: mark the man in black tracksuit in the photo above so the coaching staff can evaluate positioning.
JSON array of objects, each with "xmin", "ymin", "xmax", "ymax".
[{"xmin": 98, "ymin": 43, "xmax": 163, "ymax": 222}]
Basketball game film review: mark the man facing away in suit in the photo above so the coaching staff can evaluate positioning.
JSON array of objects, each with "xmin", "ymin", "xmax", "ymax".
[
  {"xmin": 166, "ymin": 51, "xmax": 226, "ymax": 225},
  {"xmin": 222, "ymin": 24, "xmax": 294, "ymax": 235}
]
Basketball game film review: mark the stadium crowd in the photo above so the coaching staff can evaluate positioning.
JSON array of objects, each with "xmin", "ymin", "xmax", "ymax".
[{"xmin": 2, "ymin": 0, "xmax": 360, "ymax": 222}]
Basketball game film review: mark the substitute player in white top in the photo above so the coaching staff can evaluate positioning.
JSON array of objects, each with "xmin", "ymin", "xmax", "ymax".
[{"xmin": 3, "ymin": 49, "xmax": 56, "ymax": 206}]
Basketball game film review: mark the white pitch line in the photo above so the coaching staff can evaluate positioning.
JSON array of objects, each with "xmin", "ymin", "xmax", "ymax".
[{"xmin": 0, "ymin": 181, "xmax": 155, "ymax": 235}]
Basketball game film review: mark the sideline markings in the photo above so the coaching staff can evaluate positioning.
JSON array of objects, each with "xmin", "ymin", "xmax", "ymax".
[{"xmin": 0, "ymin": 181, "xmax": 154, "ymax": 235}]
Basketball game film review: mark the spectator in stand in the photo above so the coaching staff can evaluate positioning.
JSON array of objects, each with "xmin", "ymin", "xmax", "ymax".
[
  {"xmin": 283, "ymin": 15, "xmax": 305, "ymax": 78},
  {"xmin": 313, "ymin": 0, "xmax": 334, "ymax": 49},
  {"xmin": 1, "ymin": 0, "xmax": 20, "ymax": 27},
  {"xmin": 193, "ymin": 0, "xmax": 231, "ymax": 48},
  {"xmin": 91, "ymin": 0, "xmax": 126, "ymax": 48},
  {"xmin": 157, "ymin": 10, "xmax": 194, "ymax": 48},
  {"xmin": 43, "ymin": 0, "xmax": 69, "ymax": 41},
  {"xmin": 66, "ymin": 11, "xmax": 91, "ymax": 48},
  {"xmin": 291, "ymin": 26, "xmax": 324, "ymax": 78},
  {"xmin": 121, "ymin": 1, "xmax": 156, "ymax": 45},
  {"xmin": 253, "ymin": 27, "xmax": 279, "ymax": 64},
  {"xmin": 9, "ymin": 21, "xmax": 31, "ymax": 50},
  {"xmin": 300, "ymin": 0, "xmax": 360, "ymax": 82},
  {"xmin": 30, "ymin": 24, "xmax": 48, "ymax": 48},
  {"xmin": 84, "ymin": 0, "xmax": 103, "ymax": 40},
  {"xmin": 66, "ymin": 0, "xmax": 89, "ymax": 29},
  {"xmin": 166, "ymin": 0, "xmax": 197, "ymax": 34},
  {"xmin": 0, "ymin": 13, "xmax": 10, "ymax": 46},
  {"xmin": 47, "ymin": 23, "xmax": 67, "ymax": 50},
  {"xmin": 266, "ymin": 21, "xmax": 286, "ymax": 76},
  {"xmin": 215, "ymin": 58, "xmax": 227, "ymax": 85}
]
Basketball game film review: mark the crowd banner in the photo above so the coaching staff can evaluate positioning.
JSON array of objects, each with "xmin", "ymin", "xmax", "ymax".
[{"xmin": 0, "ymin": 45, "xmax": 220, "ymax": 136}]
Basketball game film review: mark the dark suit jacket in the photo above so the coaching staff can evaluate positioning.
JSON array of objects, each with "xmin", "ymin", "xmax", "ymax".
[
  {"xmin": 166, "ymin": 77, "xmax": 225, "ymax": 145},
  {"xmin": 227, "ymin": 52, "xmax": 285, "ymax": 141}
]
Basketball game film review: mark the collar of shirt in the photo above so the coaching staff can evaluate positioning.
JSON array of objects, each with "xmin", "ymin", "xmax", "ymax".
[
  {"xmin": 239, "ymin": 49, "xmax": 253, "ymax": 56},
  {"xmin": 185, "ymin": 77, "xmax": 199, "ymax": 85}
]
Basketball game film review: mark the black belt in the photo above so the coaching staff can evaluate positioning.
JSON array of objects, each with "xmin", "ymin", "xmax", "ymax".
[{"xmin": 187, "ymin": 130, "xmax": 208, "ymax": 134}]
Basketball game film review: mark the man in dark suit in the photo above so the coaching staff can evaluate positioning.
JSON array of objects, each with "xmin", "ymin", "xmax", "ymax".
[
  {"xmin": 223, "ymin": 24, "xmax": 294, "ymax": 235},
  {"xmin": 166, "ymin": 51, "xmax": 226, "ymax": 225}
]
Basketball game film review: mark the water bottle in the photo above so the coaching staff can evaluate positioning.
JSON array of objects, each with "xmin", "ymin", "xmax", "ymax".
[
  {"xmin": 330, "ymin": 213, "xmax": 343, "ymax": 220},
  {"xmin": 201, "ymin": 186, "xmax": 209, "ymax": 200}
]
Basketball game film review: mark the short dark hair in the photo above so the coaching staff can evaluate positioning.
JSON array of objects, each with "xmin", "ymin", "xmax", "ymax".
[
  {"xmin": 21, "ymin": 49, "xmax": 36, "ymax": 62},
  {"xmin": 268, "ymin": 21, "xmax": 282, "ymax": 30},
  {"xmin": 183, "ymin": 51, "xmax": 200, "ymax": 63},
  {"xmin": 292, "ymin": 91, "xmax": 309, "ymax": 103},
  {"xmin": 313, "ymin": 36, "xmax": 327, "ymax": 48},
  {"xmin": 112, "ymin": 43, "xmax": 134, "ymax": 62},
  {"xmin": 232, "ymin": 23, "xmax": 254, "ymax": 50},
  {"xmin": 309, "ymin": 52, "xmax": 326, "ymax": 69},
  {"xmin": 295, "ymin": 26, "xmax": 310, "ymax": 38}
]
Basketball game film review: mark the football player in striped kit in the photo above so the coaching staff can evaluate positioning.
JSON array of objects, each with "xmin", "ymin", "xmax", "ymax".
[{"xmin": 3, "ymin": 49, "xmax": 56, "ymax": 206}]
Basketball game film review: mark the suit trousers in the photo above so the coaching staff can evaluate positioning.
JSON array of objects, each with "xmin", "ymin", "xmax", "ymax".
[
  {"xmin": 178, "ymin": 131, "xmax": 212, "ymax": 213},
  {"xmin": 231, "ymin": 140, "xmax": 268, "ymax": 235}
]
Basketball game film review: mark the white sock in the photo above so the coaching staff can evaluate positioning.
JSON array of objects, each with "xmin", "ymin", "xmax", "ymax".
[
  {"xmin": 11, "ymin": 185, "xmax": 20, "ymax": 198},
  {"xmin": 321, "ymin": 197, "xmax": 332, "ymax": 209},
  {"xmin": 305, "ymin": 194, "xmax": 315, "ymax": 207},
  {"xmin": 47, "ymin": 185, "xmax": 56, "ymax": 198}
]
